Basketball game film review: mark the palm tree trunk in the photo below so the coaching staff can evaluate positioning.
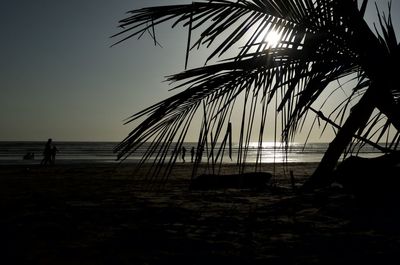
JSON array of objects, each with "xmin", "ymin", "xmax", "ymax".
[{"xmin": 306, "ymin": 87, "xmax": 377, "ymax": 187}]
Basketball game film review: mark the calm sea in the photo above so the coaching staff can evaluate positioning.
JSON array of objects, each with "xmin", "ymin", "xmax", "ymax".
[{"xmin": 0, "ymin": 141, "xmax": 383, "ymax": 165}]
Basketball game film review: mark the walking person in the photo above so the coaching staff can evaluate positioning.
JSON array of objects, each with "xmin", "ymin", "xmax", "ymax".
[
  {"xmin": 41, "ymin": 139, "xmax": 52, "ymax": 165},
  {"xmin": 197, "ymin": 146, "xmax": 204, "ymax": 162}
]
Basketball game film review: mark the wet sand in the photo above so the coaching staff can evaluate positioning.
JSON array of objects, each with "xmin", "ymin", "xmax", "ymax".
[{"xmin": 1, "ymin": 162, "xmax": 399, "ymax": 264}]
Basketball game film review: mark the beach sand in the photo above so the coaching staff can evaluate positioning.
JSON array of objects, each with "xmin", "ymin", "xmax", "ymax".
[{"xmin": 1, "ymin": 162, "xmax": 399, "ymax": 264}]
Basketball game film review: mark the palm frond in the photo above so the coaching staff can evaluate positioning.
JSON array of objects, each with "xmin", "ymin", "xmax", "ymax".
[{"xmin": 113, "ymin": 0, "xmax": 400, "ymax": 180}]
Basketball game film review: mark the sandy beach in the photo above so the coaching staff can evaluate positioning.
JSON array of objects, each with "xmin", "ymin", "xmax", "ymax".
[{"xmin": 1, "ymin": 162, "xmax": 400, "ymax": 264}]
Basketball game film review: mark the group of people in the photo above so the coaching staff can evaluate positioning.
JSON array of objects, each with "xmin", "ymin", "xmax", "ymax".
[
  {"xmin": 175, "ymin": 146, "xmax": 203, "ymax": 163},
  {"xmin": 40, "ymin": 138, "xmax": 59, "ymax": 165}
]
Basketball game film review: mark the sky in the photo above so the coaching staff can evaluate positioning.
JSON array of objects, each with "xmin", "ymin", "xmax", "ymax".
[{"xmin": 1, "ymin": 0, "xmax": 399, "ymax": 142}]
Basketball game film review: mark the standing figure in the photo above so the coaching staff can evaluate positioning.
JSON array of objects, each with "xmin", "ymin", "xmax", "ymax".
[
  {"xmin": 41, "ymin": 139, "xmax": 52, "ymax": 165},
  {"xmin": 181, "ymin": 146, "xmax": 186, "ymax": 162},
  {"xmin": 51, "ymin": 145, "xmax": 59, "ymax": 165},
  {"xmin": 190, "ymin": 147, "xmax": 195, "ymax": 163},
  {"xmin": 197, "ymin": 146, "xmax": 204, "ymax": 162}
]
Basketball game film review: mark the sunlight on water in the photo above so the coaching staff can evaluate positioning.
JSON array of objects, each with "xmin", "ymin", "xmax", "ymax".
[
  {"xmin": 0, "ymin": 141, "xmax": 382, "ymax": 165},
  {"xmin": 248, "ymin": 141, "xmax": 295, "ymax": 148}
]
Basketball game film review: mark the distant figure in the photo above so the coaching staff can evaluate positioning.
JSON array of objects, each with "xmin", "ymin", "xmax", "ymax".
[
  {"xmin": 190, "ymin": 147, "xmax": 195, "ymax": 163},
  {"xmin": 41, "ymin": 138, "xmax": 52, "ymax": 165},
  {"xmin": 51, "ymin": 145, "xmax": 59, "ymax": 165},
  {"xmin": 181, "ymin": 146, "xmax": 186, "ymax": 162},
  {"xmin": 23, "ymin": 152, "xmax": 34, "ymax": 160},
  {"xmin": 197, "ymin": 146, "xmax": 204, "ymax": 162}
]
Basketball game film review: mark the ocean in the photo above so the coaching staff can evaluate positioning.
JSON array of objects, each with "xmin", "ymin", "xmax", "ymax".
[{"xmin": 0, "ymin": 141, "xmax": 384, "ymax": 165}]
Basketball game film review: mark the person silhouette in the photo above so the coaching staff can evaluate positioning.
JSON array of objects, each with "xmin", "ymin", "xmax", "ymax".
[
  {"xmin": 23, "ymin": 152, "xmax": 31, "ymax": 160},
  {"xmin": 51, "ymin": 145, "xmax": 59, "ymax": 165},
  {"xmin": 41, "ymin": 139, "xmax": 52, "ymax": 165},
  {"xmin": 197, "ymin": 146, "xmax": 204, "ymax": 162},
  {"xmin": 190, "ymin": 147, "xmax": 195, "ymax": 163},
  {"xmin": 181, "ymin": 146, "xmax": 186, "ymax": 162}
]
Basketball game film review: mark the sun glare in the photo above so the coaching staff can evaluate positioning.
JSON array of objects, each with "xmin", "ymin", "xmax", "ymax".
[{"xmin": 265, "ymin": 30, "xmax": 282, "ymax": 48}]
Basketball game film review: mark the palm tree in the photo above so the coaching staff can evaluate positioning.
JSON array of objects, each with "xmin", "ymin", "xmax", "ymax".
[{"xmin": 113, "ymin": 0, "xmax": 400, "ymax": 186}]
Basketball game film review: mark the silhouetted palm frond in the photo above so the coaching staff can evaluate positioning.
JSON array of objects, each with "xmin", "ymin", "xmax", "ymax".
[{"xmin": 113, "ymin": 0, "xmax": 399, "ymax": 181}]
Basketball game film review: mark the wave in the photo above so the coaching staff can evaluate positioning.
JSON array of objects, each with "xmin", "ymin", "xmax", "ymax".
[{"xmin": 0, "ymin": 141, "xmax": 384, "ymax": 164}]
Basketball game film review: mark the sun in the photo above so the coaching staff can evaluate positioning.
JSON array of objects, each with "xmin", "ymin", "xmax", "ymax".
[{"xmin": 265, "ymin": 30, "xmax": 282, "ymax": 48}]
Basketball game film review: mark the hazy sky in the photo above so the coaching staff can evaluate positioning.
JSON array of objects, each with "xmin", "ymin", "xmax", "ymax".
[{"xmin": 1, "ymin": 0, "xmax": 399, "ymax": 142}]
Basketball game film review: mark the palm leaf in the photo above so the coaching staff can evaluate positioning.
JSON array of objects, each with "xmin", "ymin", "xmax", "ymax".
[{"xmin": 113, "ymin": 0, "xmax": 399, "ymax": 180}]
